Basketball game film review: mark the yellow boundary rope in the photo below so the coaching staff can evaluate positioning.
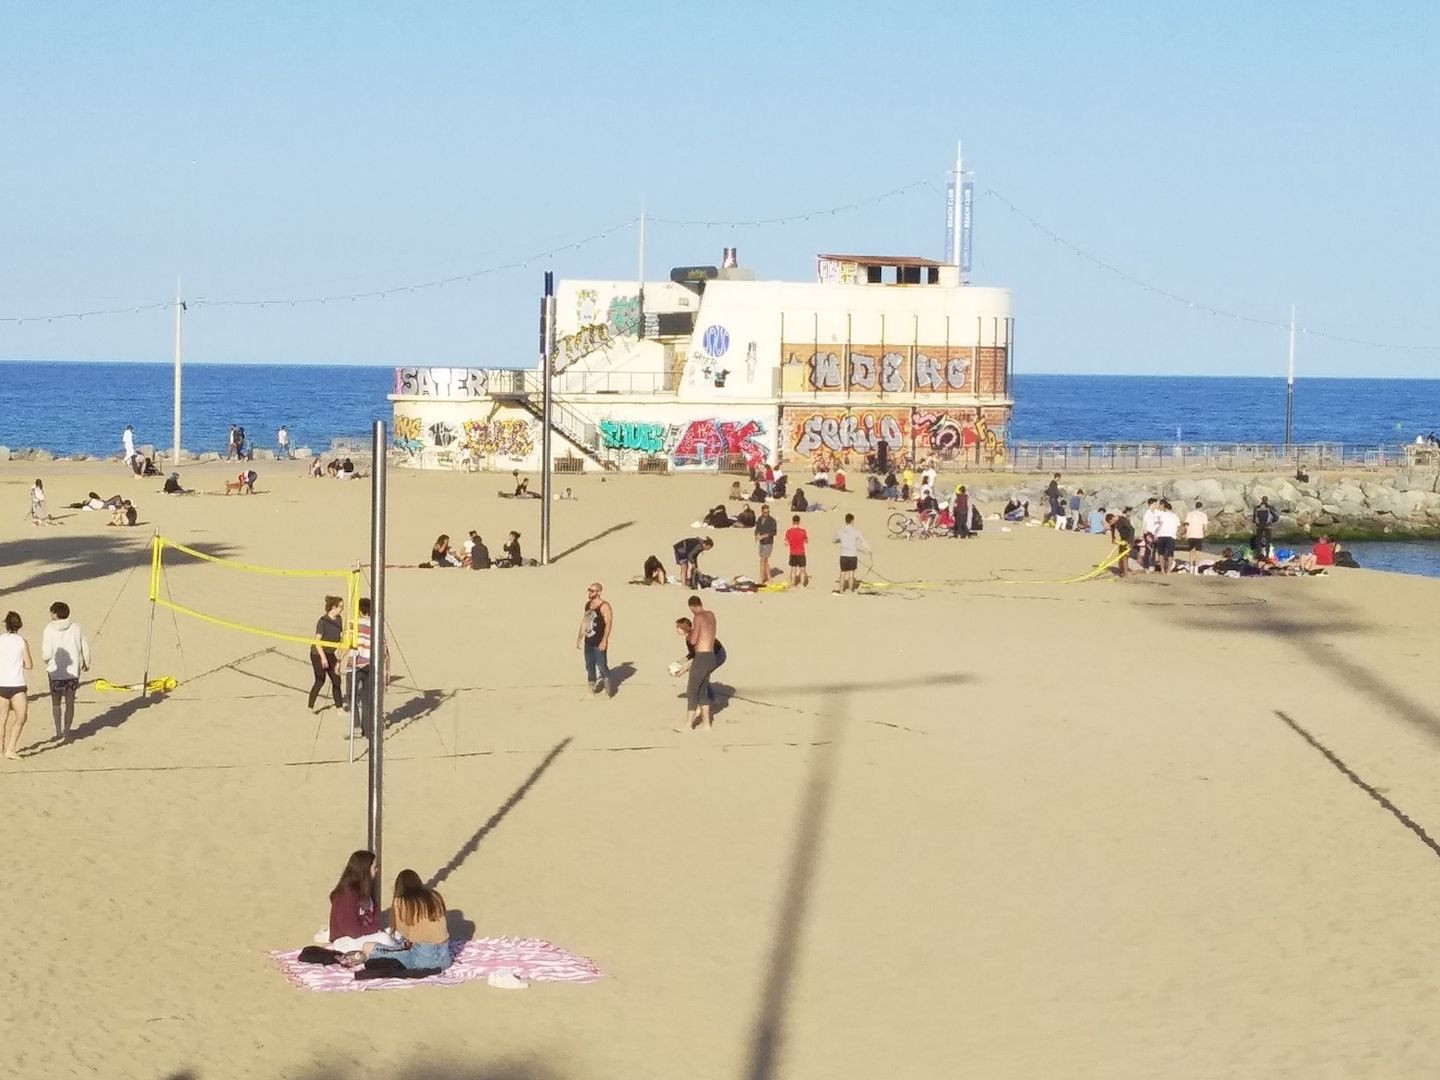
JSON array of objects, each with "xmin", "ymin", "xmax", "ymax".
[{"xmin": 859, "ymin": 543, "xmax": 1130, "ymax": 592}]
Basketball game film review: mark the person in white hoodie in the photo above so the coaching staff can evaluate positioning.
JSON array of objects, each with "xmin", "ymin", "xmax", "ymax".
[{"xmin": 41, "ymin": 602, "xmax": 91, "ymax": 741}]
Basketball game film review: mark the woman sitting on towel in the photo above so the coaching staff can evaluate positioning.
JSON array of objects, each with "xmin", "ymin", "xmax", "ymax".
[
  {"xmin": 734, "ymin": 504, "xmax": 756, "ymax": 529},
  {"xmin": 728, "ymin": 480, "xmax": 743, "ymax": 501},
  {"xmin": 362, "ymin": 869, "xmax": 453, "ymax": 972},
  {"xmin": 703, "ymin": 504, "xmax": 732, "ymax": 529},
  {"xmin": 430, "ymin": 534, "xmax": 461, "ymax": 568},
  {"xmin": 328, "ymin": 850, "xmax": 395, "ymax": 952},
  {"xmin": 643, "ymin": 554, "xmax": 668, "ymax": 585}
]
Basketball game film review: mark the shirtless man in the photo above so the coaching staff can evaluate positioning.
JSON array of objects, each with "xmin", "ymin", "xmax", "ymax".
[{"xmin": 684, "ymin": 595, "xmax": 718, "ymax": 731}]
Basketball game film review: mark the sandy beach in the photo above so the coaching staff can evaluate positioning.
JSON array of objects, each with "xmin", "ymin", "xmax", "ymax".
[{"xmin": 3, "ymin": 459, "xmax": 1439, "ymax": 1080}]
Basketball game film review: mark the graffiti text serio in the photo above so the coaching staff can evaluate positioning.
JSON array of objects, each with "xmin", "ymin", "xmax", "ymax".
[{"xmin": 794, "ymin": 413, "xmax": 906, "ymax": 456}]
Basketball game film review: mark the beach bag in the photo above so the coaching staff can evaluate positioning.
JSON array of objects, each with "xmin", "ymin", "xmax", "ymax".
[{"xmin": 695, "ymin": 572, "xmax": 714, "ymax": 589}]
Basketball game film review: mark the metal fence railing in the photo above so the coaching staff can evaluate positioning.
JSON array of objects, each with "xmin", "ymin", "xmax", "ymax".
[{"xmin": 982, "ymin": 442, "xmax": 1428, "ymax": 472}]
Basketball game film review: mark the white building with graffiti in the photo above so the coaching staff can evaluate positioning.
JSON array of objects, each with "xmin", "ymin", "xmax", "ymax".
[{"xmin": 389, "ymin": 251, "xmax": 1013, "ymax": 472}]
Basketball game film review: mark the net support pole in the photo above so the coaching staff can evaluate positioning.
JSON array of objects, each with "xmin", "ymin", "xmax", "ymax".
[
  {"xmin": 367, "ymin": 421, "xmax": 388, "ymax": 890},
  {"xmin": 540, "ymin": 270, "xmax": 556, "ymax": 565},
  {"xmin": 140, "ymin": 534, "xmax": 161, "ymax": 698}
]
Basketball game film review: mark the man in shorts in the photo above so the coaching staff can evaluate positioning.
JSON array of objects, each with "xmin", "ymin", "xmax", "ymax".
[
  {"xmin": 754, "ymin": 503, "xmax": 777, "ymax": 583},
  {"xmin": 684, "ymin": 595, "xmax": 718, "ymax": 730},
  {"xmin": 1183, "ymin": 500, "xmax": 1209, "ymax": 567},
  {"xmin": 784, "ymin": 514, "xmax": 809, "ymax": 588},
  {"xmin": 834, "ymin": 512, "xmax": 870, "ymax": 593},
  {"xmin": 672, "ymin": 535, "xmax": 713, "ymax": 588},
  {"xmin": 1153, "ymin": 499, "xmax": 1181, "ymax": 574}
]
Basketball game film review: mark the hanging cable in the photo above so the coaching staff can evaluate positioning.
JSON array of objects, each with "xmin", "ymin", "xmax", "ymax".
[
  {"xmin": 987, "ymin": 187, "xmax": 1440, "ymax": 352},
  {"xmin": 648, "ymin": 178, "xmax": 934, "ymax": 228}
]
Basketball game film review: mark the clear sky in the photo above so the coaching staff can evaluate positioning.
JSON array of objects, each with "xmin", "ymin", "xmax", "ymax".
[{"xmin": 3, "ymin": 2, "xmax": 1438, "ymax": 376}]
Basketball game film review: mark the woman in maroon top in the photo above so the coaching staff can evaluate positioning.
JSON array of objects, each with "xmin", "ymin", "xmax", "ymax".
[{"xmin": 327, "ymin": 849, "xmax": 394, "ymax": 950}]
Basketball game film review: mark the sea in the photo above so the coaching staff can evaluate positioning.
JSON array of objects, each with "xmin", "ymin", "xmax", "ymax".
[{"xmin": 5, "ymin": 362, "xmax": 1440, "ymax": 576}]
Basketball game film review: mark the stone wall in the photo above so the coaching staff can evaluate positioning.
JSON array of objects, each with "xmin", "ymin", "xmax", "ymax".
[{"xmin": 946, "ymin": 469, "xmax": 1440, "ymax": 539}]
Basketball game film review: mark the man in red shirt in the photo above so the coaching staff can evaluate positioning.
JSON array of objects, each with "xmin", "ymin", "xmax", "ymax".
[{"xmin": 784, "ymin": 514, "xmax": 809, "ymax": 588}]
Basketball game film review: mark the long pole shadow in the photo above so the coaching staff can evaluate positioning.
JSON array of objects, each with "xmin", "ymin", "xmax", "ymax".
[
  {"xmin": 426, "ymin": 737, "xmax": 572, "ymax": 891},
  {"xmin": 550, "ymin": 520, "xmax": 635, "ymax": 563},
  {"xmin": 742, "ymin": 696, "xmax": 849, "ymax": 1080}
]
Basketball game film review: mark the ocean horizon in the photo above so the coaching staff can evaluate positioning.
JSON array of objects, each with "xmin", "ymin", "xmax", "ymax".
[{"xmin": 4, "ymin": 361, "xmax": 1439, "ymax": 458}]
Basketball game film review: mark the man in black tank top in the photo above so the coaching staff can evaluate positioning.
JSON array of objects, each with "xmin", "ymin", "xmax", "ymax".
[{"xmin": 576, "ymin": 582, "xmax": 614, "ymax": 696}]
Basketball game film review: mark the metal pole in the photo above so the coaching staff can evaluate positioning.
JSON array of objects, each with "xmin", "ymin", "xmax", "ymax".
[
  {"xmin": 367, "ymin": 420, "xmax": 387, "ymax": 886},
  {"xmin": 1285, "ymin": 305, "xmax": 1296, "ymax": 451},
  {"xmin": 172, "ymin": 279, "xmax": 184, "ymax": 465},
  {"xmin": 540, "ymin": 271, "xmax": 556, "ymax": 565}
]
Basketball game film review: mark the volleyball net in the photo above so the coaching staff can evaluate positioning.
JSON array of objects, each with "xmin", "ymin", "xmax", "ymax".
[{"xmin": 149, "ymin": 537, "xmax": 361, "ymax": 650}]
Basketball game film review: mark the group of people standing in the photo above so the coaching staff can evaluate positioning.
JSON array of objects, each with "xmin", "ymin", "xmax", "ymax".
[{"xmin": 0, "ymin": 602, "xmax": 93, "ymax": 757}]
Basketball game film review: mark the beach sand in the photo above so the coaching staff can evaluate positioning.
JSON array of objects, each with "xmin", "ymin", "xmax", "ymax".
[{"xmin": 2, "ymin": 460, "xmax": 1438, "ymax": 1079}]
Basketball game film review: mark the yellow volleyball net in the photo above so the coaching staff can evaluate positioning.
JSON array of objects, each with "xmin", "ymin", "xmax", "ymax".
[{"xmin": 149, "ymin": 537, "xmax": 361, "ymax": 650}]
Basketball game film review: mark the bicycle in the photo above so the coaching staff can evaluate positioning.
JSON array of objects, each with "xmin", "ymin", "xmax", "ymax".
[{"xmin": 887, "ymin": 511, "xmax": 942, "ymax": 540}]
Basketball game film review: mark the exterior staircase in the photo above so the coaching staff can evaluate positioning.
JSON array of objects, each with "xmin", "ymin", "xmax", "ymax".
[{"xmin": 487, "ymin": 369, "xmax": 618, "ymax": 471}]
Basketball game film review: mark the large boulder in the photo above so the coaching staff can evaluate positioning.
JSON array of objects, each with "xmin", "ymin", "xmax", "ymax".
[
  {"xmin": 294, "ymin": 447, "xmax": 313, "ymax": 460},
  {"xmin": 33, "ymin": 448, "xmax": 54, "ymax": 462},
  {"xmin": 0, "ymin": 446, "xmax": 9, "ymax": 462},
  {"xmin": 197, "ymin": 451, "xmax": 220, "ymax": 463}
]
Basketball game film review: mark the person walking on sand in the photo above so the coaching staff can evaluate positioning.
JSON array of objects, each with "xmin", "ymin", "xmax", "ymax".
[
  {"xmin": 226, "ymin": 424, "xmax": 239, "ymax": 461},
  {"xmin": 41, "ymin": 602, "xmax": 90, "ymax": 742},
  {"xmin": 0, "ymin": 611, "xmax": 34, "ymax": 760},
  {"xmin": 277, "ymin": 425, "xmax": 291, "ymax": 460},
  {"xmin": 30, "ymin": 479, "xmax": 48, "ymax": 524},
  {"xmin": 122, "ymin": 424, "xmax": 136, "ymax": 467},
  {"xmin": 576, "ymin": 582, "xmax": 614, "ymax": 696},
  {"xmin": 754, "ymin": 502, "xmax": 777, "ymax": 583},
  {"xmin": 784, "ymin": 514, "xmax": 809, "ymax": 588},
  {"xmin": 683, "ymin": 595, "xmax": 718, "ymax": 731},
  {"xmin": 834, "ymin": 512, "xmax": 870, "ymax": 593},
  {"xmin": 308, "ymin": 595, "xmax": 346, "ymax": 712}
]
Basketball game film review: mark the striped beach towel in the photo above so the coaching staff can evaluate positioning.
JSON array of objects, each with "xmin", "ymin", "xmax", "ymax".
[{"xmin": 269, "ymin": 936, "xmax": 603, "ymax": 992}]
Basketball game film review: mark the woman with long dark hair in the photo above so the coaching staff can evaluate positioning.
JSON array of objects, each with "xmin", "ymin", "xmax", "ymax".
[
  {"xmin": 308, "ymin": 595, "xmax": 346, "ymax": 711},
  {"xmin": 327, "ymin": 849, "xmax": 394, "ymax": 951}
]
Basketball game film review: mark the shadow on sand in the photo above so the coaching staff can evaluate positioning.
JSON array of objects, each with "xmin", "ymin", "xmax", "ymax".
[{"xmin": 426, "ymin": 738, "xmax": 572, "ymax": 891}]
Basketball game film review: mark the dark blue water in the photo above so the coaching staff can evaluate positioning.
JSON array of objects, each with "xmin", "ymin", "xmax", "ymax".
[
  {"xmin": 1007, "ymin": 375, "xmax": 1440, "ymax": 447},
  {"xmin": 5, "ymin": 365, "xmax": 1438, "ymax": 459},
  {"xmin": 0, "ymin": 361, "xmax": 395, "ymax": 458}
]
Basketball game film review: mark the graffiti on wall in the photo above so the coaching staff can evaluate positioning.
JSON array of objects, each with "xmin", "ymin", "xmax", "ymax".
[
  {"xmin": 598, "ymin": 417, "xmax": 768, "ymax": 468},
  {"xmin": 912, "ymin": 408, "xmax": 1006, "ymax": 462},
  {"xmin": 394, "ymin": 367, "xmax": 488, "ymax": 398},
  {"xmin": 789, "ymin": 408, "xmax": 910, "ymax": 465},
  {"xmin": 673, "ymin": 419, "xmax": 764, "ymax": 467},
  {"xmin": 599, "ymin": 420, "xmax": 667, "ymax": 455},
  {"xmin": 462, "ymin": 419, "xmax": 536, "ymax": 461},
  {"xmin": 781, "ymin": 345, "xmax": 990, "ymax": 395},
  {"xmin": 394, "ymin": 415, "xmax": 425, "ymax": 455},
  {"xmin": 606, "ymin": 295, "xmax": 641, "ymax": 338},
  {"xmin": 428, "ymin": 421, "xmax": 459, "ymax": 448},
  {"xmin": 558, "ymin": 323, "xmax": 612, "ymax": 367}
]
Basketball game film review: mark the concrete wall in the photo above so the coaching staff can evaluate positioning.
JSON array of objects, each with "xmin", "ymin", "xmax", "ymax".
[
  {"xmin": 555, "ymin": 276, "xmax": 1014, "ymax": 407},
  {"xmin": 391, "ymin": 391, "xmax": 779, "ymax": 473}
]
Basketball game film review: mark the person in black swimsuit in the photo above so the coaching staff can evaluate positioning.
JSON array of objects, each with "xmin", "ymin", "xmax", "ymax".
[{"xmin": 308, "ymin": 595, "xmax": 346, "ymax": 711}]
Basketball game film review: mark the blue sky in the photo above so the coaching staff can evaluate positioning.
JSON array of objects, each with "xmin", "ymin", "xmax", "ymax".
[{"xmin": 2, "ymin": 2, "xmax": 1437, "ymax": 375}]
